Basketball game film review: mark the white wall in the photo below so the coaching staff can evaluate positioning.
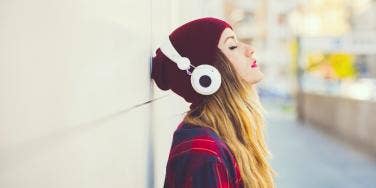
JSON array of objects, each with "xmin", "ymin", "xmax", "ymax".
[{"xmin": 0, "ymin": 0, "xmax": 224, "ymax": 187}]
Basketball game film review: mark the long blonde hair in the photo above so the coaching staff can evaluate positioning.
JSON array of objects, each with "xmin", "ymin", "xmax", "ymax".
[{"xmin": 183, "ymin": 49, "xmax": 275, "ymax": 188}]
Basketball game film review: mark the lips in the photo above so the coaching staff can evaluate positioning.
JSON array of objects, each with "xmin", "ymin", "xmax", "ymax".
[{"xmin": 251, "ymin": 60, "xmax": 257, "ymax": 68}]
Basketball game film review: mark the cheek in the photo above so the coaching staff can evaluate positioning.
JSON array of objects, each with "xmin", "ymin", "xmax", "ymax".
[
  {"xmin": 225, "ymin": 52, "xmax": 259, "ymax": 80},
  {"xmin": 229, "ymin": 57, "xmax": 248, "ymax": 75}
]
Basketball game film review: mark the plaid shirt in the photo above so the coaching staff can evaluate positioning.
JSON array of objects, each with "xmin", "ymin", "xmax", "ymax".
[{"xmin": 164, "ymin": 122, "xmax": 244, "ymax": 188}]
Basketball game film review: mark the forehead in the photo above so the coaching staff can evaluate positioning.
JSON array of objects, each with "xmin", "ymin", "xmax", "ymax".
[
  {"xmin": 218, "ymin": 28, "xmax": 236, "ymax": 45},
  {"xmin": 222, "ymin": 28, "xmax": 235, "ymax": 37}
]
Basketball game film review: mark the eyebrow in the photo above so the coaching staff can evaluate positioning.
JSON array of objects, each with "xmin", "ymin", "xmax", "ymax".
[{"xmin": 224, "ymin": 36, "xmax": 236, "ymax": 43}]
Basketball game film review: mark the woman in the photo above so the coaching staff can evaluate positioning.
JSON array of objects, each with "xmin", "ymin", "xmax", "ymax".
[{"xmin": 151, "ymin": 17, "xmax": 275, "ymax": 188}]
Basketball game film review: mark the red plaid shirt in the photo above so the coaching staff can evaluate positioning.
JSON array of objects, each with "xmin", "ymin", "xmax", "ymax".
[{"xmin": 164, "ymin": 122, "xmax": 244, "ymax": 188}]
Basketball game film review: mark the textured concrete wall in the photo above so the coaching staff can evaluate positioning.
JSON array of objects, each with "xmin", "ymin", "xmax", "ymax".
[{"xmin": 0, "ymin": 0, "xmax": 153, "ymax": 187}]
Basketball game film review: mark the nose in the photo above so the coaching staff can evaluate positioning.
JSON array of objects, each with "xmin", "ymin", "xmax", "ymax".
[{"xmin": 244, "ymin": 44, "xmax": 254, "ymax": 57}]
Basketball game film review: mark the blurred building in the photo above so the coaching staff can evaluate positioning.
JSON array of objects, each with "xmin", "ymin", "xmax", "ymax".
[{"xmin": 288, "ymin": 0, "xmax": 376, "ymax": 156}]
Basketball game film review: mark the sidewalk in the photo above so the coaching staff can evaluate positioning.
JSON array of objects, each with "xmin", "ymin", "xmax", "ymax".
[{"xmin": 264, "ymin": 101, "xmax": 376, "ymax": 188}]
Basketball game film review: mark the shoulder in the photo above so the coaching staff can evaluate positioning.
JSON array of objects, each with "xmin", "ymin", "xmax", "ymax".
[
  {"xmin": 167, "ymin": 122, "xmax": 237, "ymax": 174},
  {"xmin": 164, "ymin": 123, "xmax": 241, "ymax": 187},
  {"xmin": 169, "ymin": 122, "xmax": 227, "ymax": 160}
]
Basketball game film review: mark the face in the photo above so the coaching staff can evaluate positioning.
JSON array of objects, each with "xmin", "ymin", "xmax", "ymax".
[{"xmin": 217, "ymin": 28, "xmax": 264, "ymax": 85}]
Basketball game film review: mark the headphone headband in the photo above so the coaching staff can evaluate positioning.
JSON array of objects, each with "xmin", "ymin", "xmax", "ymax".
[
  {"xmin": 159, "ymin": 37, "xmax": 191, "ymax": 71},
  {"xmin": 157, "ymin": 37, "xmax": 222, "ymax": 96}
]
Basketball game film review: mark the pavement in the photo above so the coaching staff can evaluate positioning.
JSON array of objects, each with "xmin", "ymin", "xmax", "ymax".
[{"xmin": 264, "ymin": 100, "xmax": 376, "ymax": 188}]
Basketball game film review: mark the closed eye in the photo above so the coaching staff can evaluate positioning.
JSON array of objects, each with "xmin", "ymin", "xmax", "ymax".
[{"xmin": 229, "ymin": 46, "xmax": 238, "ymax": 50}]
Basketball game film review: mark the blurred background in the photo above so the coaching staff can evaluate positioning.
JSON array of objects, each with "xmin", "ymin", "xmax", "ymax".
[{"xmin": 1, "ymin": 0, "xmax": 376, "ymax": 187}]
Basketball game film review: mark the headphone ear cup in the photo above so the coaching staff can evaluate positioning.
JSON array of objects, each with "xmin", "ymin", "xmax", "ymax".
[{"xmin": 190, "ymin": 64, "xmax": 222, "ymax": 95}]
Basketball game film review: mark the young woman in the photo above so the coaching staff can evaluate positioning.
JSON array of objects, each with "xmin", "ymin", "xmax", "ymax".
[{"xmin": 151, "ymin": 17, "xmax": 275, "ymax": 188}]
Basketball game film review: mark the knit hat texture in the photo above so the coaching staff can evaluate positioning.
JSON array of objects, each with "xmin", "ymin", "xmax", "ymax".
[{"xmin": 151, "ymin": 17, "xmax": 232, "ymax": 109}]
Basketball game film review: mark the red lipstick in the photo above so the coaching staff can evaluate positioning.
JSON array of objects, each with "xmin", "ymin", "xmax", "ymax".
[{"xmin": 251, "ymin": 60, "xmax": 257, "ymax": 68}]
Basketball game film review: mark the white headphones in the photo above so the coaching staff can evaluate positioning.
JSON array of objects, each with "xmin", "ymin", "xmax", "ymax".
[{"xmin": 159, "ymin": 37, "xmax": 222, "ymax": 95}]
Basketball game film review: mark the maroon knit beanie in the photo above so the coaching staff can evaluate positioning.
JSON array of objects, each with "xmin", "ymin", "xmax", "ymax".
[{"xmin": 151, "ymin": 17, "xmax": 232, "ymax": 110}]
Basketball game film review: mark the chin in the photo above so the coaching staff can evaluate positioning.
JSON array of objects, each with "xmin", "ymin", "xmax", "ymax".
[{"xmin": 247, "ymin": 71, "xmax": 264, "ymax": 84}]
